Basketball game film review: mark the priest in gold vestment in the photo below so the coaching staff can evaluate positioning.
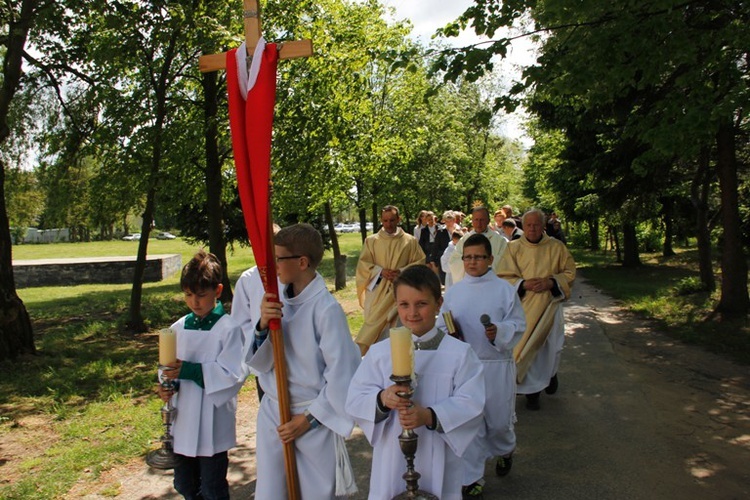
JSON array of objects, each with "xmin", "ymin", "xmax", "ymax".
[
  {"xmin": 497, "ymin": 209, "xmax": 576, "ymax": 411},
  {"xmin": 355, "ymin": 206, "xmax": 425, "ymax": 355}
]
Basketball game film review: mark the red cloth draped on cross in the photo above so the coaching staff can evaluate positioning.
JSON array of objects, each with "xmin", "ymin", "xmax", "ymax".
[{"xmin": 226, "ymin": 41, "xmax": 281, "ymax": 329}]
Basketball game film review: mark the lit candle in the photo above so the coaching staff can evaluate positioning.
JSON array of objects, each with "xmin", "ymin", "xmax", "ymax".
[
  {"xmin": 158, "ymin": 328, "xmax": 177, "ymax": 365},
  {"xmin": 390, "ymin": 326, "xmax": 413, "ymax": 377}
]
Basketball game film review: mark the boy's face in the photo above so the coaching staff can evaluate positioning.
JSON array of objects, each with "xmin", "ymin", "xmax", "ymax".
[
  {"xmin": 395, "ymin": 283, "xmax": 442, "ymax": 337},
  {"xmin": 462, "ymin": 243, "xmax": 493, "ymax": 277},
  {"xmin": 275, "ymin": 245, "xmax": 304, "ymax": 285},
  {"xmin": 184, "ymin": 284, "xmax": 222, "ymax": 318}
]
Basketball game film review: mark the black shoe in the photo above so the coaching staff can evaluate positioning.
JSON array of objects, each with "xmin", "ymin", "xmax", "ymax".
[
  {"xmin": 495, "ymin": 454, "xmax": 513, "ymax": 476},
  {"xmin": 525, "ymin": 392, "xmax": 541, "ymax": 411},
  {"xmin": 462, "ymin": 481, "xmax": 484, "ymax": 499},
  {"xmin": 545, "ymin": 374, "xmax": 559, "ymax": 395}
]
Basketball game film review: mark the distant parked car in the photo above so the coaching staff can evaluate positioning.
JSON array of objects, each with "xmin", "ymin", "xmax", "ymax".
[
  {"xmin": 122, "ymin": 233, "xmax": 141, "ymax": 241},
  {"xmin": 156, "ymin": 231, "xmax": 177, "ymax": 240}
]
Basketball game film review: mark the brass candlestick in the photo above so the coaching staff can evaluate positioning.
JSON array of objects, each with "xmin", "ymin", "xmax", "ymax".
[
  {"xmin": 146, "ymin": 366, "xmax": 181, "ymax": 469},
  {"xmin": 390, "ymin": 374, "xmax": 437, "ymax": 500}
]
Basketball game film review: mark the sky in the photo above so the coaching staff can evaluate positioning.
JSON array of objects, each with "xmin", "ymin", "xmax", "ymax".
[{"xmin": 382, "ymin": 0, "xmax": 536, "ymax": 146}]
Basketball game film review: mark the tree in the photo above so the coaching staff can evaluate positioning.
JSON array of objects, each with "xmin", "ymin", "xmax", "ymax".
[
  {"xmin": 441, "ymin": 1, "xmax": 749, "ymax": 312},
  {"xmin": 0, "ymin": 0, "xmax": 39, "ymax": 360},
  {"xmin": 58, "ymin": 1, "xmax": 210, "ymax": 330}
]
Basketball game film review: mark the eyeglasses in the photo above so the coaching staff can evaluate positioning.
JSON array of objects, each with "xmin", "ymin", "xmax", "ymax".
[
  {"xmin": 275, "ymin": 255, "xmax": 302, "ymax": 262},
  {"xmin": 461, "ymin": 255, "xmax": 490, "ymax": 261}
]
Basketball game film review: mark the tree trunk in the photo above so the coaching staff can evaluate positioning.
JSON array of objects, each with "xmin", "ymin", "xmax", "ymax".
[
  {"xmin": 358, "ymin": 210, "xmax": 367, "ymax": 242},
  {"xmin": 0, "ymin": 0, "xmax": 38, "ymax": 361},
  {"xmin": 203, "ymin": 70, "xmax": 232, "ymax": 303},
  {"xmin": 588, "ymin": 217, "xmax": 599, "ymax": 250},
  {"xmin": 128, "ymin": 29, "xmax": 179, "ymax": 332},
  {"xmin": 690, "ymin": 149, "xmax": 715, "ymax": 291},
  {"xmin": 661, "ymin": 197, "xmax": 676, "ymax": 257},
  {"xmin": 128, "ymin": 104, "xmax": 165, "ymax": 332},
  {"xmin": 0, "ymin": 160, "xmax": 35, "ymax": 360},
  {"xmin": 715, "ymin": 119, "xmax": 749, "ymax": 315},
  {"xmin": 609, "ymin": 225, "xmax": 622, "ymax": 263},
  {"xmin": 622, "ymin": 223, "xmax": 641, "ymax": 267},
  {"xmin": 324, "ymin": 201, "xmax": 346, "ymax": 290},
  {"xmin": 367, "ymin": 204, "xmax": 375, "ymax": 241},
  {"xmin": 128, "ymin": 185, "xmax": 156, "ymax": 332}
]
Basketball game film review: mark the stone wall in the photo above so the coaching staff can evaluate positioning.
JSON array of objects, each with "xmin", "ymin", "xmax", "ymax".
[{"xmin": 13, "ymin": 254, "xmax": 182, "ymax": 288}]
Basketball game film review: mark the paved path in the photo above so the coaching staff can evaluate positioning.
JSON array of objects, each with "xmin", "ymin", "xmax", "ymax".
[{"xmin": 92, "ymin": 278, "xmax": 750, "ymax": 499}]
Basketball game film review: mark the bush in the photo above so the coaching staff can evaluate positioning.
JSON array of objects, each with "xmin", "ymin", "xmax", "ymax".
[
  {"xmin": 636, "ymin": 223, "xmax": 662, "ymax": 253},
  {"xmin": 672, "ymin": 276, "xmax": 707, "ymax": 296}
]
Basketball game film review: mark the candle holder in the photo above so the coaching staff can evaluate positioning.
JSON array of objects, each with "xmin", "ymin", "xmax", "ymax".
[
  {"xmin": 146, "ymin": 366, "xmax": 181, "ymax": 469},
  {"xmin": 390, "ymin": 374, "xmax": 437, "ymax": 500}
]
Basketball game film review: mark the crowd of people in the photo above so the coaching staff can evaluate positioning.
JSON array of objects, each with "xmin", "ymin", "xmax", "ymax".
[{"xmin": 156, "ymin": 206, "xmax": 576, "ymax": 500}]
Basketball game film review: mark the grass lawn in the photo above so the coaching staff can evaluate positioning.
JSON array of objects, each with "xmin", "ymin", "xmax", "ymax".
[
  {"xmin": 2, "ymin": 233, "xmax": 367, "ymax": 499},
  {"xmin": 572, "ymin": 246, "xmax": 750, "ymax": 365}
]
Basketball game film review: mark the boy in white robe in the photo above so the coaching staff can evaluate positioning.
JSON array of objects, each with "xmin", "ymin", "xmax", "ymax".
[
  {"xmin": 158, "ymin": 250, "xmax": 247, "ymax": 499},
  {"xmin": 440, "ymin": 230, "xmax": 462, "ymax": 291},
  {"xmin": 346, "ymin": 265, "xmax": 485, "ymax": 500},
  {"xmin": 249, "ymin": 223, "xmax": 361, "ymax": 499},
  {"xmin": 231, "ymin": 263, "xmax": 281, "ymax": 401},
  {"xmin": 437, "ymin": 233, "xmax": 526, "ymax": 498}
]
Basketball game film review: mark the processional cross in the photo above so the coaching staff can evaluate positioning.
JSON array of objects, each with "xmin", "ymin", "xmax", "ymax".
[{"xmin": 199, "ymin": 2, "xmax": 312, "ymax": 499}]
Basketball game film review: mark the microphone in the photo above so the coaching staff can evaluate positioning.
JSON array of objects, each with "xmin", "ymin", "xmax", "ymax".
[
  {"xmin": 480, "ymin": 314, "xmax": 491, "ymax": 329},
  {"xmin": 480, "ymin": 314, "xmax": 494, "ymax": 344}
]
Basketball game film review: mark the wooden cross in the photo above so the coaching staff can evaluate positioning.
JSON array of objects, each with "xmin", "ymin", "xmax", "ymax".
[
  {"xmin": 198, "ymin": 2, "xmax": 312, "ymax": 499},
  {"xmin": 199, "ymin": 0, "xmax": 313, "ymax": 73}
]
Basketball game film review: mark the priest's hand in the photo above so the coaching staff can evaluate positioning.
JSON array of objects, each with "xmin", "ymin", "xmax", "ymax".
[
  {"xmin": 380, "ymin": 385, "xmax": 413, "ymax": 411},
  {"xmin": 381, "ymin": 268, "xmax": 401, "ymax": 282},
  {"xmin": 398, "ymin": 404, "xmax": 432, "ymax": 430},
  {"xmin": 259, "ymin": 293, "xmax": 283, "ymax": 330},
  {"xmin": 277, "ymin": 414, "xmax": 310, "ymax": 444},
  {"xmin": 524, "ymin": 277, "xmax": 554, "ymax": 293}
]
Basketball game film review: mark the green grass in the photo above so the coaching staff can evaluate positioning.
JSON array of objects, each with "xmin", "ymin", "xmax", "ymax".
[
  {"xmin": 571, "ymin": 247, "xmax": 750, "ymax": 365},
  {"xmin": 3, "ymin": 233, "xmax": 366, "ymax": 499}
]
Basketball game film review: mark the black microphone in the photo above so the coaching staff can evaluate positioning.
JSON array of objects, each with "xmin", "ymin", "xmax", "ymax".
[
  {"xmin": 480, "ymin": 314, "xmax": 491, "ymax": 329},
  {"xmin": 480, "ymin": 314, "xmax": 494, "ymax": 344}
]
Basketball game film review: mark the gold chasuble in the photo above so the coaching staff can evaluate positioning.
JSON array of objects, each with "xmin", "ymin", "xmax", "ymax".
[
  {"xmin": 355, "ymin": 228, "xmax": 425, "ymax": 353},
  {"xmin": 497, "ymin": 234, "xmax": 576, "ymax": 381}
]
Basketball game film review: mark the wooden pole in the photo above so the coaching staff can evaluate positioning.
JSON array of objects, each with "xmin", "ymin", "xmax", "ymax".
[
  {"xmin": 199, "ymin": 2, "xmax": 312, "ymax": 498},
  {"xmin": 266, "ymin": 207, "xmax": 301, "ymax": 500}
]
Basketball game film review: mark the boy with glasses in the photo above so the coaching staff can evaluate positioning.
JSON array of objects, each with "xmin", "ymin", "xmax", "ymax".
[
  {"xmin": 248, "ymin": 223, "xmax": 361, "ymax": 499},
  {"xmin": 448, "ymin": 206, "xmax": 508, "ymax": 284},
  {"xmin": 438, "ymin": 233, "xmax": 526, "ymax": 498}
]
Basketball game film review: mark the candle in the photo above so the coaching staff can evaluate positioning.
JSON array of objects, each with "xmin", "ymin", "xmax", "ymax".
[
  {"xmin": 390, "ymin": 326, "xmax": 413, "ymax": 377},
  {"xmin": 158, "ymin": 328, "xmax": 177, "ymax": 365}
]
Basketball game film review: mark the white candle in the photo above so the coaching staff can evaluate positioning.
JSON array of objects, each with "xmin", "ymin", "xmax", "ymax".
[
  {"xmin": 158, "ymin": 328, "xmax": 177, "ymax": 365},
  {"xmin": 390, "ymin": 326, "xmax": 413, "ymax": 377}
]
